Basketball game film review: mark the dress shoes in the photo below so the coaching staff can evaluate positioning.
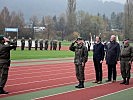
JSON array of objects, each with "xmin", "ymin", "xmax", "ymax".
[
  {"xmin": 105, "ymin": 80, "xmax": 111, "ymax": 82},
  {"xmin": 97, "ymin": 81, "xmax": 102, "ymax": 84},
  {"xmin": 92, "ymin": 81, "xmax": 98, "ymax": 83},
  {"xmin": 112, "ymin": 80, "xmax": 116, "ymax": 83}
]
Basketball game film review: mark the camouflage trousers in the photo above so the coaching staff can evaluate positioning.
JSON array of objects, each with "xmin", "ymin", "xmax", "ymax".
[
  {"xmin": 0, "ymin": 63, "xmax": 10, "ymax": 88},
  {"xmin": 120, "ymin": 61, "xmax": 131, "ymax": 79},
  {"xmin": 75, "ymin": 63, "xmax": 85, "ymax": 81}
]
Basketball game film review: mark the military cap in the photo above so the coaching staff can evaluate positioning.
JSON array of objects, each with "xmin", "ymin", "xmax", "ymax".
[
  {"xmin": 0, "ymin": 35, "xmax": 4, "ymax": 40},
  {"xmin": 124, "ymin": 38, "xmax": 129, "ymax": 41},
  {"xmin": 76, "ymin": 37, "xmax": 83, "ymax": 41}
]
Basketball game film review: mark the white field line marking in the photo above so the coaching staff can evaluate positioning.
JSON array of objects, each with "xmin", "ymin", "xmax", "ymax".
[
  {"xmin": 9, "ymin": 64, "xmax": 94, "ymax": 73},
  {"xmin": 10, "ymin": 62, "xmax": 74, "ymax": 69},
  {"xmin": 7, "ymin": 65, "xmax": 122, "ymax": 87},
  {"xmin": 9, "ymin": 65, "xmax": 94, "ymax": 74},
  {"xmin": 91, "ymin": 87, "xmax": 133, "ymax": 100},
  {"xmin": 8, "ymin": 65, "xmax": 96, "ymax": 77},
  {"xmin": 9, "ymin": 64, "xmax": 74, "ymax": 72},
  {"xmin": 9, "ymin": 67, "xmax": 75, "ymax": 76},
  {"xmin": 8, "ymin": 71, "xmax": 75, "ymax": 81},
  {"xmin": 0, "ymin": 79, "xmax": 95, "ymax": 97},
  {"xmin": 10, "ymin": 62, "xmax": 94, "ymax": 70},
  {"xmin": 3, "ymin": 71, "xmax": 124, "ymax": 97},
  {"xmin": 11, "ymin": 59, "xmax": 73, "ymax": 64},
  {"xmin": 7, "ymin": 67, "xmax": 118, "ymax": 86},
  {"xmin": 8, "ymin": 67, "xmax": 103, "ymax": 81},
  {"xmin": 9, "ymin": 62, "xmax": 94, "ymax": 72},
  {"xmin": 3, "ymin": 64, "xmax": 123, "ymax": 96},
  {"xmin": 0, "ymin": 81, "xmax": 79, "ymax": 97},
  {"xmin": 9, "ymin": 63, "xmax": 94, "ymax": 73},
  {"xmin": 6, "ymin": 73, "xmax": 95, "ymax": 87},
  {"xmin": 10, "ymin": 60, "xmax": 74, "ymax": 67},
  {"xmin": 9, "ymin": 65, "xmax": 74, "ymax": 75},
  {"xmin": 1, "ymin": 78, "xmax": 95, "ymax": 97},
  {"xmin": 32, "ymin": 81, "xmax": 113, "ymax": 100}
]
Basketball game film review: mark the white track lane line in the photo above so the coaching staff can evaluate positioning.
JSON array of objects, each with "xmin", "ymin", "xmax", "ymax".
[{"xmin": 91, "ymin": 87, "xmax": 133, "ymax": 100}]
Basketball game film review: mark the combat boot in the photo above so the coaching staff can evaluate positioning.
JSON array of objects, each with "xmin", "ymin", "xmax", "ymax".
[
  {"xmin": 75, "ymin": 81, "xmax": 81, "ymax": 88},
  {"xmin": 120, "ymin": 78, "xmax": 126, "ymax": 84},
  {"xmin": 0, "ymin": 87, "xmax": 8, "ymax": 94},
  {"xmin": 75, "ymin": 81, "xmax": 84, "ymax": 88}
]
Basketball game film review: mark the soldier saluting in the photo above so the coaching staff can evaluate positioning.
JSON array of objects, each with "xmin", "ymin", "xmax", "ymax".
[
  {"xmin": 69, "ymin": 37, "xmax": 88, "ymax": 88},
  {"xmin": 0, "ymin": 35, "xmax": 16, "ymax": 94}
]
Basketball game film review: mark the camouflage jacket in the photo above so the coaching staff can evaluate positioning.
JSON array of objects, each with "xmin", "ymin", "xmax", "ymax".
[{"xmin": 69, "ymin": 43, "xmax": 88, "ymax": 65}]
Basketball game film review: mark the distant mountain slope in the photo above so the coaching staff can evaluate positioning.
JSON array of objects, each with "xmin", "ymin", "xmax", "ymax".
[{"xmin": 0, "ymin": 0, "xmax": 124, "ymax": 21}]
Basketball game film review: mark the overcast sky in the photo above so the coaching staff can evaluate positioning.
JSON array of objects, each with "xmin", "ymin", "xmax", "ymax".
[{"xmin": 102, "ymin": 0, "xmax": 126, "ymax": 4}]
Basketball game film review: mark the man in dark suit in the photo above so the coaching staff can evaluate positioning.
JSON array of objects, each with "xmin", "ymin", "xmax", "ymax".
[
  {"xmin": 93, "ymin": 36, "xmax": 105, "ymax": 84},
  {"xmin": 106, "ymin": 35, "xmax": 120, "ymax": 82}
]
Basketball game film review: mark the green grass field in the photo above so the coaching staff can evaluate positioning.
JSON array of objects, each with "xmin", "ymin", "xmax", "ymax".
[
  {"xmin": 61, "ymin": 41, "xmax": 71, "ymax": 46},
  {"xmin": 11, "ymin": 48, "xmax": 93, "ymax": 60}
]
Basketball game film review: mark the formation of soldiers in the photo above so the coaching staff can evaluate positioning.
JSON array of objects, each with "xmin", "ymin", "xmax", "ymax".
[
  {"xmin": 7, "ymin": 37, "xmax": 62, "ymax": 51},
  {"xmin": 35, "ymin": 39, "xmax": 61, "ymax": 51}
]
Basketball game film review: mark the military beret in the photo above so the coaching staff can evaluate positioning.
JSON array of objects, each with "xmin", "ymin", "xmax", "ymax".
[
  {"xmin": 76, "ymin": 37, "xmax": 83, "ymax": 41},
  {"xmin": 0, "ymin": 35, "xmax": 4, "ymax": 40}
]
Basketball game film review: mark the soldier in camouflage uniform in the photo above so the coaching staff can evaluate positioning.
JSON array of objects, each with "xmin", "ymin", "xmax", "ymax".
[
  {"xmin": 120, "ymin": 39, "xmax": 133, "ymax": 85},
  {"xmin": 69, "ymin": 37, "xmax": 88, "ymax": 88},
  {"xmin": 0, "ymin": 35, "xmax": 16, "ymax": 94}
]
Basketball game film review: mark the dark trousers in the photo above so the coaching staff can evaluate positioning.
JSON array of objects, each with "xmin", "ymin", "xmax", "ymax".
[
  {"xmin": 13, "ymin": 47, "xmax": 17, "ymax": 50},
  {"xmin": 120, "ymin": 61, "xmax": 131, "ymax": 79},
  {"xmin": 0, "ymin": 63, "xmax": 9, "ymax": 88},
  {"xmin": 93, "ymin": 59, "xmax": 102, "ymax": 81},
  {"xmin": 21, "ymin": 45, "xmax": 25, "ymax": 50},
  {"xmin": 75, "ymin": 64, "xmax": 85, "ymax": 81},
  {"xmin": 107, "ymin": 64, "xmax": 117, "ymax": 81},
  {"xmin": 59, "ymin": 46, "xmax": 61, "ymax": 50},
  {"xmin": 40, "ymin": 44, "xmax": 43, "ymax": 50},
  {"xmin": 28, "ymin": 46, "xmax": 31, "ymax": 50},
  {"xmin": 35, "ymin": 44, "xmax": 38, "ymax": 50}
]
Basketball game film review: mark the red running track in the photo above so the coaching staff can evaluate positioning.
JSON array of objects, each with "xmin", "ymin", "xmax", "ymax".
[
  {"xmin": 0, "ymin": 61, "xmax": 123, "ymax": 98},
  {"xmin": 40, "ymin": 79, "xmax": 133, "ymax": 100}
]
